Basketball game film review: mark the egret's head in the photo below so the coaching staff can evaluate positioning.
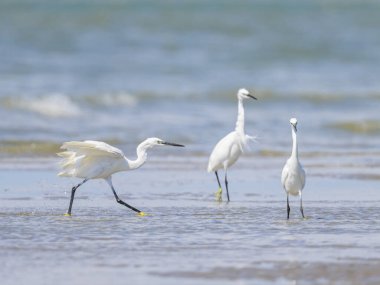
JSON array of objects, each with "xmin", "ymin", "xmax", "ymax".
[
  {"xmin": 144, "ymin": 137, "xmax": 185, "ymax": 148},
  {"xmin": 290, "ymin": 118, "xmax": 298, "ymax": 132},
  {"xmin": 237, "ymin": 88, "xmax": 257, "ymax": 100}
]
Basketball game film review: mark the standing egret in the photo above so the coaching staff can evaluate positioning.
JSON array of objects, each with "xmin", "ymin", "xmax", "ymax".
[
  {"xmin": 281, "ymin": 118, "xmax": 306, "ymax": 219},
  {"xmin": 207, "ymin": 88, "xmax": 257, "ymax": 202},
  {"xmin": 58, "ymin": 138, "xmax": 184, "ymax": 216}
]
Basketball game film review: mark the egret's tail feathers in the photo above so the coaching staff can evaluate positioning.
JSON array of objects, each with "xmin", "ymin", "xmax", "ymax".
[
  {"xmin": 57, "ymin": 151, "xmax": 74, "ymax": 159},
  {"xmin": 57, "ymin": 149, "xmax": 84, "ymax": 177},
  {"xmin": 58, "ymin": 171, "xmax": 73, "ymax": 177}
]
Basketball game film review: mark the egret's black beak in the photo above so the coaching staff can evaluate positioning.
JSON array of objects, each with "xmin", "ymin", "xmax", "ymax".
[
  {"xmin": 247, "ymin": 94, "xmax": 257, "ymax": 100},
  {"xmin": 292, "ymin": 124, "xmax": 297, "ymax": 132},
  {"xmin": 162, "ymin": 141, "xmax": 185, "ymax": 147}
]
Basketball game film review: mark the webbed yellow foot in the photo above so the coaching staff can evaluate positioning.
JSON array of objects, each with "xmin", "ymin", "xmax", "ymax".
[
  {"xmin": 215, "ymin": 187, "xmax": 223, "ymax": 202},
  {"xmin": 64, "ymin": 213, "xmax": 71, "ymax": 217},
  {"xmin": 138, "ymin": 211, "xmax": 147, "ymax": 216}
]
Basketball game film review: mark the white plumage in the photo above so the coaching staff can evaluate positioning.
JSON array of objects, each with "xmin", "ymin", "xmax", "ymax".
[
  {"xmin": 281, "ymin": 118, "xmax": 306, "ymax": 219},
  {"xmin": 207, "ymin": 88, "xmax": 257, "ymax": 202},
  {"xmin": 207, "ymin": 132, "xmax": 253, "ymax": 172},
  {"xmin": 58, "ymin": 140, "xmax": 129, "ymax": 179},
  {"xmin": 58, "ymin": 138, "xmax": 184, "ymax": 216}
]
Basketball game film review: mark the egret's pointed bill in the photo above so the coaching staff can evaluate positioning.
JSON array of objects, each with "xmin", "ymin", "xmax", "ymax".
[
  {"xmin": 162, "ymin": 141, "xmax": 185, "ymax": 147},
  {"xmin": 247, "ymin": 94, "xmax": 257, "ymax": 100}
]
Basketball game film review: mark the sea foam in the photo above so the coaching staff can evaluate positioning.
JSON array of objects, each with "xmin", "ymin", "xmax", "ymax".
[
  {"xmin": 4, "ymin": 93, "xmax": 81, "ymax": 118},
  {"xmin": 84, "ymin": 92, "xmax": 137, "ymax": 107}
]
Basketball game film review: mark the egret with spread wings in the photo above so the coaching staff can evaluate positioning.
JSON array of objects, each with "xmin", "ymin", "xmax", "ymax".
[{"xmin": 58, "ymin": 138, "xmax": 184, "ymax": 216}]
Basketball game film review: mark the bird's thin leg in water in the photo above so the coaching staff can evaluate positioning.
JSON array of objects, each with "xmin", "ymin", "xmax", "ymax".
[
  {"xmin": 215, "ymin": 171, "xmax": 222, "ymax": 188},
  {"xmin": 66, "ymin": 179, "xmax": 88, "ymax": 216},
  {"xmin": 110, "ymin": 185, "xmax": 142, "ymax": 213},
  {"xmin": 225, "ymin": 171, "xmax": 230, "ymax": 202},
  {"xmin": 300, "ymin": 193, "xmax": 305, "ymax": 218},
  {"xmin": 215, "ymin": 171, "xmax": 223, "ymax": 202},
  {"xmin": 287, "ymin": 194, "xmax": 290, "ymax": 220}
]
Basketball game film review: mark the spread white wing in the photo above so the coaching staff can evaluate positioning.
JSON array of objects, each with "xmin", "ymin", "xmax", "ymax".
[
  {"xmin": 59, "ymin": 140, "xmax": 124, "ymax": 158},
  {"xmin": 57, "ymin": 140, "xmax": 125, "ymax": 177}
]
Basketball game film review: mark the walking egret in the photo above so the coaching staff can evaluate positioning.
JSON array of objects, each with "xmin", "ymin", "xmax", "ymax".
[
  {"xmin": 281, "ymin": 118, "xmax": 306, "ymax": 219},
  {"xmin": 58, "ymin": 138, "xmax": 184, "ymax": 216},
  {"xmin": 207, "ymin": 88, "xmax": 257, "ymax": 202}
]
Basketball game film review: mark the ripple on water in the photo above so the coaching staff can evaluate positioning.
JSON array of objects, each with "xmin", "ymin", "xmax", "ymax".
[{"xmin": 1, "ymin": 200, "xmax": 380, "ymax": 284}]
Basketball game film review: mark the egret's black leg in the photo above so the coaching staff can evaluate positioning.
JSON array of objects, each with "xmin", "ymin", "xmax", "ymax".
[
  {"xmin": 110, "ymin": 184, "xmax": 142, "ymax": 213},
  {"xmin": 215, "ymin": 171, "xmax": 223, "ymax": 202},
  {"xmin": 215, "ymin": 171, "xmax": 222, "ymax": 188},
  {"xmin": 287, "ymin": 194, "xmax": 290, "ymax": 220},
  {"xmin": 225, "ymin": 171, "xmax": 230, "ymax": 202},
  {"xmin": 300, "ymin": 193, "xmax": 305, "ymax": 218},
  {"xmin": 66, "ymin": 179, "xmax": 88, "ymax": 215}
]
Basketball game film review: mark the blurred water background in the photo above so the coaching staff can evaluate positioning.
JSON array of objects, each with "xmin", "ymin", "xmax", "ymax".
[
  {"xmin": 1, "ymin": 0, "xmax": 380, "ymax": 163},
  {"xmin": 1, "ymin": 1, "xmax": 380, "ymax": 284}
]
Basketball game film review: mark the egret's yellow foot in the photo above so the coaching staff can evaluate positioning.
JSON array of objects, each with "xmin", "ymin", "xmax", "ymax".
[
  {"xmin": 138, "ymin": 211, "xmax": 147, "ymax": 216},
  {"xmin": 215, "ymin": 187, "xmax": 223, "ymax": 202},
  {"xmin": 64, "ymin": 213, "xmax": 71, "ymax": 217}
]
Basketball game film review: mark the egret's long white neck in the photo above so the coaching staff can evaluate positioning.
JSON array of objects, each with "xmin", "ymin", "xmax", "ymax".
[
  {"xmin": 291, "ymin": 126, "xmax": 298, "ymax": 159},
  {"xmin": 126, "ymin": 142, "xmax": 148, "ymax": 170},
  {"xmin": 235, "ymin": 98, "xmax": 245, "ymax": 135}
]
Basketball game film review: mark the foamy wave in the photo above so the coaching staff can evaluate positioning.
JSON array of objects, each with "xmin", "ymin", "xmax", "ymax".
[
  {"xmin": 85, "ymin": 92, "xmax": 137, "ymax": 107},
  {"xmin": 3, "ymin": 94, "xmax": 81, "ymax": 117}
]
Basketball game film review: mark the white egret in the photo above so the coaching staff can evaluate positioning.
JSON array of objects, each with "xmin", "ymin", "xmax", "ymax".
[
  {"xmin": 58, "ymin": 138, "xmax": 184, "ymax": 216},
  {"xmin": 281, "ymin": 118, "xmax": 306, "ymax": 219},
  {"xmin": 207, "ymin": 88, "xmax": 257, "ymax": 202}
]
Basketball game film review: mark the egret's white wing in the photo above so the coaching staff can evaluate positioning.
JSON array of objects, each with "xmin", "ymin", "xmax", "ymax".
[
  {"xmin": 58, "ymin": 141, "xmax": 125, "ymax": 178},
  {"xmin": 300, "ymin": 166, "xmax": 306, "ymax": 189},
  {"xmin": 281, "ymin": 162, "xmax": 289, "ymax": 188},
  {"xmin": 60, "ymin": 140, "xmax": 124, "ymax": 158},
  {"xmin": 207, "ymin": 132, "xmax": 236, "ymax": 172}
]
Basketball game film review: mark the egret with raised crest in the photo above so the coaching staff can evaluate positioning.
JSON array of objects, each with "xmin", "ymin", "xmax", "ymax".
[
  {"xmin": 207, "ymin": 88, "xmax": 257, "ymax": 202},
  {"xmin": 58, "ymin": 138, "xmax": 184, "ymax": 216},
  {"xmin": 281, "ymin": 118, "xmax": 306, "ymax": 219}
]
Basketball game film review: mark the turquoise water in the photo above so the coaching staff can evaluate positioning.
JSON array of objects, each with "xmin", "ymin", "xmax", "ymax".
[{"xmin": 1, "ymin": 1, "xmax": 380, "ymax": 284}]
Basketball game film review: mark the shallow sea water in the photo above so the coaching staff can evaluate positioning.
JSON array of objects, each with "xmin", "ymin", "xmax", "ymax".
[
  {"xmin": 1, "ymin": 1, "xmax": 380, "ymax": 284},
  {"xmin": 1, "ymin": 161, "xmax": 380, "ymax": 285}
]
